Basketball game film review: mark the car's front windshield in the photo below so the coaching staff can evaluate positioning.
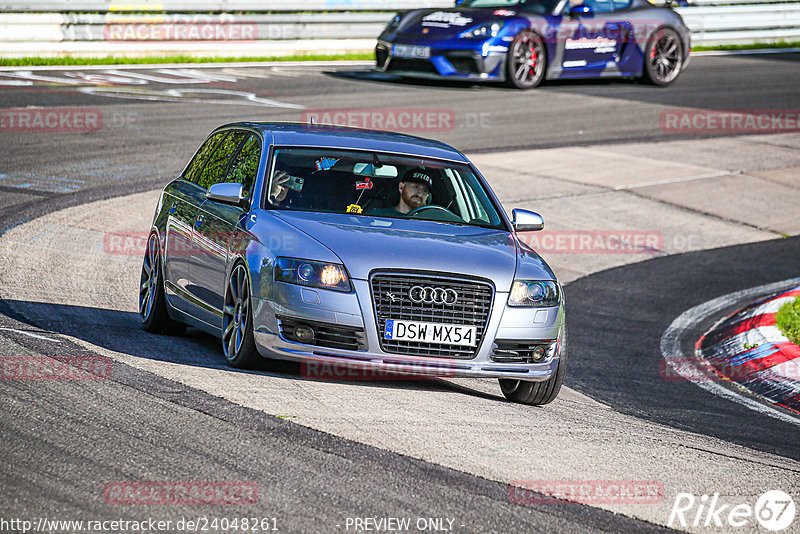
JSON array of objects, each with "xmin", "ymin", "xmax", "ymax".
[
  {"xmin": 459, "ymin": 0, "xmax": 560, "ymax": 14},
  {"xmin": 266, "ymin": 147, "xmax": 505, "ymax": 230},
  {"xmin": 459, "ymin": 0, "xmax": 523, "ymax": 6}
]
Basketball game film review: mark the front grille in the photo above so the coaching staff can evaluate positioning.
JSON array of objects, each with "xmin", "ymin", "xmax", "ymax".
[
  {"xmin": 279, "ymin": 317, "xmax": 366, "ymax": 352},
  {"xmin": 370, "ymin": 273, "xmax": 494, "ymax": 359},
  {"xmin": 387, "ymin": 58, "xmax": 439, "ymax": 75},
  {"xmin": 446, "ymin": 56, "xmax": 479, "ymax": 74}
]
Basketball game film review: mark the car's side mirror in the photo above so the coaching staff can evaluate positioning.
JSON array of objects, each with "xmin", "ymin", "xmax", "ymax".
[
  {"xmin": 207, "ymin": 182, "xmax": 248, "ymax": 209},
  {"xmin": 569, "ymin": 4, "xmax": 594, "ymax": 16},
  {"xmin": 512, "ymin": 208, "xmax": 544, "ymax": 232}
]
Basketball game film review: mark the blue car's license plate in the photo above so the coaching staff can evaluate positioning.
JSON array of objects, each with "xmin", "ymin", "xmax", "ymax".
[
  {"xmin": 384, "ymin": 319, "xmax": 476, "ymax": 346},
  {"xmin": 392, "ymin": 44, "xmax": 431, "ymax": 59}
]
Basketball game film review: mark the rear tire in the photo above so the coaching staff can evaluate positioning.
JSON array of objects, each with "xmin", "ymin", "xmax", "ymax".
[
  {"xmin": 139, "ymin": 232, "xmax": 186, "ymax": 335},
  {"xmin": 499, "ymin": 328, "xmax": 566, "ymax": 405},
  {"xmin": 222, "ymin": 262, "xmax": 259, "ymax": 369},
  {"xmin": 642, "ymin": 27, "xmax": 683, "ymax": 87},
  {"xmin": 505, "ymin": 30, "xmax": 546, "ymax": 89}
]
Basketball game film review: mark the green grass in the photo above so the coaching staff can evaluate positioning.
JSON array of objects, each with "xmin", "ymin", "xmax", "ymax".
[
  {"xmin": 693, "ymin": 41, "xmax": 800, "ymax": 52},
  {"xmin": 0, "ymin": 52, "xmax": 373, "ymax": 67},
  {"xmin": 776, "ymin": 296, "xmax": 800, "ymax": 346},
  {"xmin": 3, "ymin": 40, "xmax": 799, "ymax": 67}
]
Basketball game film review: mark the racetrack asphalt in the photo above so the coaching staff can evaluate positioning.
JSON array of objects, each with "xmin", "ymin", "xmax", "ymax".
[{"xmin": 1, "ymin": 54, "xmax": 799, "ymax": 532}]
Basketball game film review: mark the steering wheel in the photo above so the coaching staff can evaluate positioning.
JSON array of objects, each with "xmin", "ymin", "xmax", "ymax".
[
  {"xmin": 407, "ymin": 205, "xmax": 464, "ymax": 222},
  {"xmin": 408, "ymin": 205, "xmax": 452, "ymax": 217}
]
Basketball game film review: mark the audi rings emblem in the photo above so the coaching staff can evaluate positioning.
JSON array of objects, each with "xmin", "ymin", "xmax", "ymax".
[{"xmin": 408, "ymin": 286, "xmax": 458, "ymax": 305}]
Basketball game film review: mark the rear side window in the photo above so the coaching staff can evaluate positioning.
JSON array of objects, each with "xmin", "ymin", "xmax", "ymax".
[
  {"xmin": 183, "ymin": 132, "xmax": 227, "ymax": 184},
  {"xmin": 225, "ymin": 134, "xmax": 261, "ymax": 197},
  {"xmin": 196, "ymin": 131, "xmax": 248, "ymax": 190}
]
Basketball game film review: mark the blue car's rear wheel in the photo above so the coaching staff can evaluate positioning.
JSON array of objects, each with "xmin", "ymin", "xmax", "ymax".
[
  {"xmin": 505, "ymin": 30, "xmax": 546, "ymax": 89},
  {"xmin": 642, "ymin": 27, "xmax": 683, "ymax": 86},
  {"xmin": 222, "ymin": 262, "xmax": 258, "ymax": 369}
]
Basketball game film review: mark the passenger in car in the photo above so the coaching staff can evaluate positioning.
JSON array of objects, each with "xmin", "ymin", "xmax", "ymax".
[{"xmin": 269, "ymin": 170, "xmax": 292, "ymax": 205}]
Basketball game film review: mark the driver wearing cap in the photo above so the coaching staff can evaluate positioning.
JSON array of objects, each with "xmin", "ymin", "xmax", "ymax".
[{"xmin": 368, "ymin": 168, "xmax": 432, "ymax": 217}]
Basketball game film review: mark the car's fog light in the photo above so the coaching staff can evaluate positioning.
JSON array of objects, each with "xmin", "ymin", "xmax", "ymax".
[
  {"xmin": 295, "ymin": 325, "xmax": 315, "ymax": 343},
  {"xmin": 531, "ymin": 345, "xmax": 547, "ymax": 362}
]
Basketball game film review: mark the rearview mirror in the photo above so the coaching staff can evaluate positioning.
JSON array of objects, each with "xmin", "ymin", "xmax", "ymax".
[
  {"xmin": 207, "ymin": 182, "xmax": 248, "ymax": 208},
  {"xmin": 512, "ymin": 209, "xmax": 544, "ymax": 232},
  {"xmin": 569, "ymin": 4, "xmax": 594, "ymax": 16}
]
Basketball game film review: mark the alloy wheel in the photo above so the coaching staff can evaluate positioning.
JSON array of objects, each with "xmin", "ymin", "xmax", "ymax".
[
  {"xmin": 223, "ymin": 264, "xmax": 250, "ymax": 361},
  {"xmin": 139, "ymin": 233, "xmax": 159, "ymax": 321},
  {"xmin": 649, "ymin": 31, "xmax": 682, "ymax": 84},
  {"xmin": 511, "ymin": 33, "xmax": 544, "ymax": 87}
]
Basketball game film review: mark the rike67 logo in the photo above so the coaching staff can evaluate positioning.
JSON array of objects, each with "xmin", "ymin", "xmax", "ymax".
[{"xmin": 668, "ymin": 490, "xmax": 796, "ymax": 531}]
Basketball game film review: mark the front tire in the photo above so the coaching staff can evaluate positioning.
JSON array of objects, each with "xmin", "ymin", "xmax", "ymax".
[
  {"xmin": 642, "ymin": 27, "xmax": 683, "ymax": 87},
  {"xmin": 222, "ymin": 262, "xmax": 258, "ymax": 369},
  {"xmin": 505, "ymin": 30, "xmax": 546, "ymax": 89},
  {"xmin": 139, "ymin": 232, "xmax": 186, "ymax": 335},
  {"xmin": 499, "ymin": 329, "xmax": 566, "ymax": 405}
]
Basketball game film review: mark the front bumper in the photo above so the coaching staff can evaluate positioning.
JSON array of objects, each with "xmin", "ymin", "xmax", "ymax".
[
  {"xmin": 375, "ymin": 39, "xmax": 508, "ymax": 82},
  {"xmin": 252, "ymin": 278, "xmax": 565, "ymax": 381}
]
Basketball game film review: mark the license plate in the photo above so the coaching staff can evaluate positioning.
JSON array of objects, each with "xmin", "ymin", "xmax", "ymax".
[
  {"xmin": 392, "ymin": 44, "xmax": 431, "ymax": 59},
  {"xmin": 384, "ymin": 319, "xmax": 476, "ymax": 347}
]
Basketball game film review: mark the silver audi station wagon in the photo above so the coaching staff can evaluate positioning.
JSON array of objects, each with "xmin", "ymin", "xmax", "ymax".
[{"xmin": 140, "ymin": 123, "xmax": 566, "ymax": 405}]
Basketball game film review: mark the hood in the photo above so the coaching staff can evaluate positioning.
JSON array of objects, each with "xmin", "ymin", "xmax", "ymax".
[
  {"xmin": 397, "ymin": 7, "xmax": 514, "ymax": 39},
  {"xmin": 273, "ymin": 211, "xmax": 527, "ymax": 290}
]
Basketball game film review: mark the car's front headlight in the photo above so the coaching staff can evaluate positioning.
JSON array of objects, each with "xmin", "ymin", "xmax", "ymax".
[
  {"xmin": 508, "ymin": 280, "xmax": 560, "ymax": 307},
  {"xmin": 459, "ymin": 22, "xmax": 503, "ymax": 39},
  {"xmin": 274, "ymin": 257, "xmax": 351, "ymax": 292},
  {"xmin": 386, "ymin": 13, "xmax": 402, "ymax": 31}
]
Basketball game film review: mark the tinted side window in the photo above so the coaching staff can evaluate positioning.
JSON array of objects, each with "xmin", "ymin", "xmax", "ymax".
[
  {"xmin": 196, "ymin": 131, "xmax": 248, "ymax": 190},
  {"xmin": 571, "ymin": 0, "xmax": 613, "ymax": 13},
  {"xmin": 184, "ymin": 132, "xmax": 227, "ymax": 184},
  {"xmin": 225, "ymin": 134, "xmax": 261, "ymax": 197}
]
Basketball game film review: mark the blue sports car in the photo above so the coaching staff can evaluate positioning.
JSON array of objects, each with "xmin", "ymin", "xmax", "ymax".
[
  {"xmin": 140, "ymin": 123, "xmax": 566, "ymax": 405},
  {"xmin": 375, "ymin": 0, "xmax": 691, "ymax": 88}
]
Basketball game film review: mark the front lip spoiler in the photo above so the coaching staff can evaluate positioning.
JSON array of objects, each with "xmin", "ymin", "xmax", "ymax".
[
  {"xmin": 379, "ymin": 69, "xmax": 501, "ymax": 82},
  {"xmin": 254, "ymin": 331, "xmax": 557, "ymax": 380}
]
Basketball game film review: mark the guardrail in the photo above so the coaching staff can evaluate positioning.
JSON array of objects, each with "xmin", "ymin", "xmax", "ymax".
[
  {"xmin": 677, "ymin": 3, "xmax": 800, "ymax": 44},
  {"xmin": 1, "ymin": 4, "xmax": 798, "ymax": 57},
  {"xmin": 2, "ymin": 0, "xmax": 799, "ymax": 11},
  {"xmin": 0, "ymin": 0, "xmax": 454, "ymax": 12}
]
